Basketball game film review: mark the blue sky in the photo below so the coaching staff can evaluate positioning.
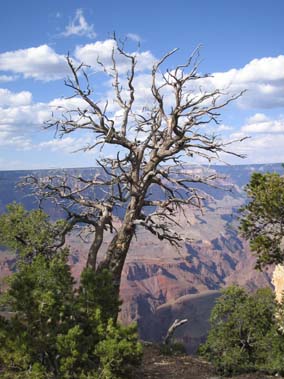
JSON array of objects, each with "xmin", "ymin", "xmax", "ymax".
[{"xmin": 0, "ymin": 0, "xmax": 284, "ymax": 169}]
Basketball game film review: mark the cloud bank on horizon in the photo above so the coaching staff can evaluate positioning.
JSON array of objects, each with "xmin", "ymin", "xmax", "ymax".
[{"xmin": 0, "ymin": 6, "xmax": 283, "ymax": 170}]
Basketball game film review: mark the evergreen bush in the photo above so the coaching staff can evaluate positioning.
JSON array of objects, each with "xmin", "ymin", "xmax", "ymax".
[
  {"xmin": 0, "ymin": 204, "xmax": 142, "ymax": 378},
  {"xmin": 199, "ymin": 285, "xmax": 284, "ymax": 376}
]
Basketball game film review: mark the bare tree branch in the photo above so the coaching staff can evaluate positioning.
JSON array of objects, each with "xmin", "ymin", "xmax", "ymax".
[{"xmin": 24, "ymin": 35, "xmax": 246, "ymax": 301}]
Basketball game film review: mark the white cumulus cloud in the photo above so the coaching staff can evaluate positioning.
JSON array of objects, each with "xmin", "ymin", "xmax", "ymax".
[
  {"xmin": 49, "ymin": 97, "xmax": 88, "ymax": 111},
  {"xmin": 0, "ymin": 45, "xmax": 68, "ymax": 81},
  {"xmin": 241, "ymin": 113, "xmax": 284, "ymax": 133},
  {"xmin": 75, "ymin": 39, "xmax": 156, "ymax": 73},
  {"xmin": 0, "ymin": 88, "xmax": 32, "ymax": 107},
  {"xmin": 0, "ymin": 88, "xmax": 95, "ymax": 154},
  {"xmin": 0, "ymin": 130, "xmax": 32, "ymax": 150},
  {"xmin": 205, "ymin": 55, "xmax": 284, "ymax": 109},
  {"xmin": 0, "ymin": 104, "xmax": 50, "ymax": 127},
  {"xmin": 230, "ymin": 133, "xmax": 284, "ymax": 164},
  {"xmin": 62, "ymin": 9, "xmax": 96, "ymax": 39},
  {"xmin": 38, "ymin": 137, "xmax": 78, "ymax": 152}
]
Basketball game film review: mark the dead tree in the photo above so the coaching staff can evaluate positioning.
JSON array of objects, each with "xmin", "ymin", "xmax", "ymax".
[
  {"xmin": 164, "ymin": 318, "xmax": 188, "ymax": 346},
  {"xmin": 25, "ymin": 38, "xmax": 246, "ymax": 306}
]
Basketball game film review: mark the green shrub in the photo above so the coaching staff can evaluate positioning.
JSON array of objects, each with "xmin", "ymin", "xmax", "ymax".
[
  {"xmin": 199, "ymin": 286, "xmax": 284, "ymax": 376},
  {"xmin": 0, "ymin": 202, "xmax": 67, "ymax": 261},
  {"xmin": 0, "ymin": 252, "xmax": 142, "ymax": 378},
  {"xmin": 78, "ymin": 267, "xmax": 121, "ymax": 325},
  {"xmin": 96, "ymin": 320, "xmax": 143, "ymax": 379},
  {"xmin": 0, "ymin": 204, "xmax": 142, "ymax": 378}
]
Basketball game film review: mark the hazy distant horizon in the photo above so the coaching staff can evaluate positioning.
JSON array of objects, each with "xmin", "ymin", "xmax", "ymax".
[{"xmin": 0, "ymin": 161, "xmax": 283, "ymax": 173}]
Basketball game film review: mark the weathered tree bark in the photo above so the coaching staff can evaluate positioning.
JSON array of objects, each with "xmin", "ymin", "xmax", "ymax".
[
  {"xmin": 96, "ymin": 223, "xmax": 135, "ymax": 289},
  {"xmin": 164, "ymin": 319, "xmax": 188, "ymax": 345},
  {"xmin": 86, "ymin": 224, "xmax": 104, "ymax": 269},
  {"xmin": 96, "ymin": 194, "xmax": 144, "ymax": 293}
]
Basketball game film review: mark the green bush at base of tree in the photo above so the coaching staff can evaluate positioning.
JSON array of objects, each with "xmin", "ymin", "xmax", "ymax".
[
  {"xmin": 199, "ymin": 286, "xmax": 284, "ymax": 376},
  {"xmin": 0, "ymin": 251, "xmax": 142, "ymax": 379},
  {"xmin": 0, "ymin": 204, "xmax": 142, "ymax": 378}
]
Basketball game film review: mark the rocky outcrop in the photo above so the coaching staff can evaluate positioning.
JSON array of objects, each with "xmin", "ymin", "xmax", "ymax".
[{"xmin": 272, "ymin": 264, "xmax": 284, "ymax": 303}]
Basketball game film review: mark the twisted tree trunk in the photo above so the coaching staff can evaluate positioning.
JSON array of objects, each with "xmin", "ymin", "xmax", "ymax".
[{"xmin": 94, "ymin": 195, "xmax": 144, "ymax": 302}]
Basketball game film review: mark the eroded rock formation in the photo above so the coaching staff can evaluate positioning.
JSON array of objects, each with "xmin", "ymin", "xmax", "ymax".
[{"xmin": 272, "ymin": 264, "xmax": 284, "ymax": 303}]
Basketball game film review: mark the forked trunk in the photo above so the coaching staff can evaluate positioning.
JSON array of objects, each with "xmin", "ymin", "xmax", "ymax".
[
  {"xmin": 93, "ymin": 196, "xmax": 143, "ymax": 314},
  {"xmin": 96, "ymin": 221, "xmax": 135, "ymax": 291}
]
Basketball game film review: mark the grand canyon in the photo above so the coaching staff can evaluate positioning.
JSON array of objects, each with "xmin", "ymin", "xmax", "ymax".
[{"xmin": 0, "ymin": 163, "xmax": 282, "ymax": 352}]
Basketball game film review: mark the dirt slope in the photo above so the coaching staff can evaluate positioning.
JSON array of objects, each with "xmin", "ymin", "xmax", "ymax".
[{"xmin": 134, "ymin": 344, "xmax": 282, "ymax": 379}]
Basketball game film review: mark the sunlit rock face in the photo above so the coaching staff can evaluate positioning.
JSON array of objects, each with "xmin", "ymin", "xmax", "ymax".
[
  {"xmin": 272, "ymin": 264, "xmax": 284, "ymax": 303},
  {"xmin": 272, "ymin": 239, "xmax": 284, "ymax": 303},
  {"xmin": 271, "ymin": 264, "xmax": 284, "ymax": 334}
]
